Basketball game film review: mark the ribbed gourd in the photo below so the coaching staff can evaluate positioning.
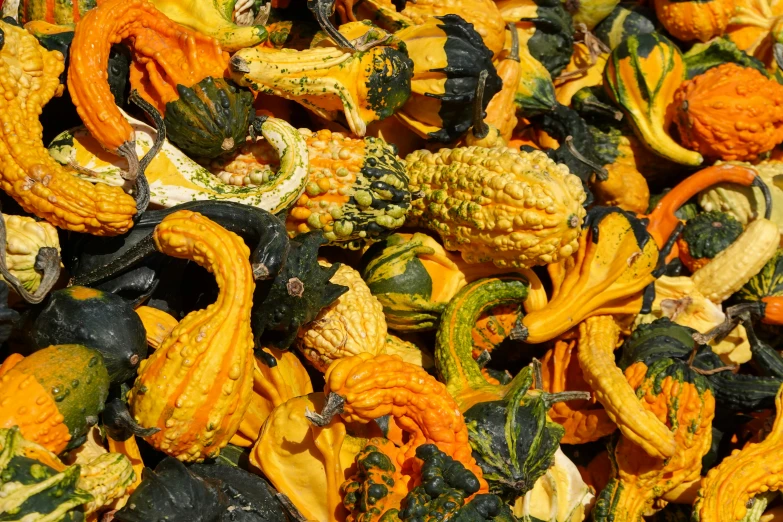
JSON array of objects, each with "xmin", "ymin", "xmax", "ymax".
[
  {"xmin": 296, "ymin": 263, "xmax": 387, "ymax": 372},
  {"xmin": 2, "ymin": 213, "xmax": 60, "ymax": 294},
  {"xmin": 129, "ymin": 211, "xmax": 255, "ymax": 462},
  {"xmin": 406, "ymin": 147, "xmax": 587, "ymax": 268}
]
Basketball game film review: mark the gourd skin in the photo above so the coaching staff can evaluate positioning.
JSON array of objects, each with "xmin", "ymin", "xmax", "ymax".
[
  {"xmin": 693, "ymin": 384, "xmax": 783, "ymax": 522},
  {"xmin": 129, "ymin": 210, "xmax": 255, "ymax": 462},
  {"xmin": 673, "ymin": 64, "xmax": 783, "ymax": 161},
  {"xmin": 654, "ymin": 0, "xmax": 731, "ymax": 43},
  {"xmin": 14, "ymin": 0, "xmax": 94, "ymax": 24},
  {"xmin": 577, "ymin": 316, "xmax": 677, "ymax": 460},
  {"xmin": 0, "ymin": 20, "xmax": 137, "ymax": 236},
  {"xmin": 135, "ymin": 306, "xmax": 178, "ymax": 350},
  {"xmin": 2, "ymin": 213, "xmax": 60, "ymax": 293},
  {"xmin": 604, "ymin": 33, "xmax": 703, "ymax": 166},
  {"xmin": 406, "ymin": 147, "xmax": 587, "ymax": 268},
  {"xmin": 676, "ymin": 211, "xmax": 743, "ymax": 272},
  {"xmin": 297, "ymin": 263, "xmax": 387, "ymax": 372}
]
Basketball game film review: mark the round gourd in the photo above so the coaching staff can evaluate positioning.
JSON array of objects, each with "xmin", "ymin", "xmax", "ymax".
[
  {"xmin": 676, "ymin": 211, "xmax": 743, "ymax": 272},
  {"xmin": 23, "ymin": 286, "xmax": 147, "ymax": 384},
  {"xmin": 654, "ymin": 0, "xmax": 731, "ymax": 43},
  {"xmin": 164, "ymin": 76, "xmax": 255, "ymax": 160},
  {"xmin": 0, "ymin": 345, "xmax": 110, "ymax": 453}
]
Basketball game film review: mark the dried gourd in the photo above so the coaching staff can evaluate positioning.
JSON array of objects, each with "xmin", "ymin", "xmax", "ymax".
[{"xmin": 129, "ymin": 211, "xmax": 255, "ymax": 462}]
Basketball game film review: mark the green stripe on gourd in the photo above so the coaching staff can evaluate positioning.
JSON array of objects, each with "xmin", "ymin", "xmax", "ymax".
[
  {"xmin": 738, "ymin": 249, "xmax": 783, "ymax": 302},
  {"xmin": 593, "ymin": 7, "xmax": 655, "ymax": 51}
]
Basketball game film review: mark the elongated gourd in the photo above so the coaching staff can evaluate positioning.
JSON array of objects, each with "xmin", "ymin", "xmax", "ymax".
[
  {"xmin": 693, "ymin": 384, "xmax": 783, "ymax": 522},
  {"xmin": 691, "ymin": 218, "xmax": 779, "ymax": 304},
  {"xmin": 577, "ymin": 316, "xmax": 677, "ymax": 459},
  {"xmin": 0, "ymin": 20, "xmax": 137, "ymax": 236},
  {"xmin": 129, "ymin": 210, "xmax": 255, "ymax": 462}
]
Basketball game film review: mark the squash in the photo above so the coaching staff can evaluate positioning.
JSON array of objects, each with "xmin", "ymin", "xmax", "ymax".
[
  {"xmin": 593, "ymin": 7, "xmax": 656, "ymax": 51},
  {"xmin": 308, "ymin": 352, "xmax": 488, "ymax": 489},
  {"xmin": 497, "ymin": 0, "xmax": 575, "ymax": 77},
  {"xmin": 134, "ymin": 306, "xmax": 177, "ymax": 351},
  {"xmin": 406, "ymin": 147, "xmax": 587, "ymax": 269},
  {"xmin": 0, "ymin": 427, "xmax": 135, "ymax": 520},
  {"xmin": 2, "ymin": 213, "xmax": 60, "ymax": 297},
  {"xmin": 673, "ymin": 63, "xmax": 783, "ymax": 162},
  {"xmin": 359, "ymin": 232, "xmax": 546, "ymax": 331},
  {"xmin": 129, "ymin": 210, "xmax": 255, "ymax": 462},
  {"xmin": 725, "ymin": 0, "xmax": 783, "ymax": 74},
  {"xmin": 230, "ymin": 23, "xmax": 413, "ymax": 138},
  {"xmin": 515, "ymin": 44, "xmax": 559, "ymax": 113},
  {"xmin": 693, "ymin": 384, "xmax": 783, "ymax": 522},
  {"xmin": 593, "ymin": 358, "xmax": 715, "ymax": 522},
  {"xmin": 677, "ymin": 211, "xmax": 744, "ymax": 272},
  {"xmin": 297, "ymin": 262, "xmax": 387, "ymax": 372},
  {"xmin": 589, "ymin": 128, "xmax": 651, "ymax": 214},
  {"xmin": 565, "ymin": 0, "xmax": 620, "ymax": 30},
  {"xmin": 604, "ymin": 32, "xmax": 703, "ymax": 166},
  {"xmin": 555, "ymin": 42, "xmax": 609, "ymax": 107},
  {"xmin": 484, "ymin": 26, "xmax": 522, "ymax": 143},
  {"xmin": 341, "ymin": 439, "xmax": 409, "ymax": 522},
  {"xmin": 0, "ymin": 19, "xmax": 138, "ymax": 236},
  {"xmin": 392, "ymin": 15, "xmax": 503, "ymax": 142},
  {"xmin": 22, "ymin": 286, "xmax": 147, "ymax": 385},
  {"xmin": 382, "ymin": 334, "xmax": 433, "ymax": 368},
  {"xmin": 12, "ymin": 0, "xmax": 94, "ymax": 24},
  {"xmin": 738, "ymin": 248, "xmax": 783, "ymax": 302},
  {"xmin": 50, "ymin": 110, "xmax": 309, "ymax": 214},
  {"xmin": 540, "ymin": 336, "xmax": 616, "ymax": 444},
  {"xmin": 654, "ymin": 0, "xmax": 732, "ymax": 43},
  {"xmin": 0, "ymin": 345, "xmax": 110, "ymax": 454}
]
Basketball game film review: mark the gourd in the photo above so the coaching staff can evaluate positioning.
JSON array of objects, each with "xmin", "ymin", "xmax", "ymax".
[
  {"xmin": 252, "ymin": 392, "xmax": 366, "ymax": 522},
  {"xmin": 738, "ymin": 249, "xmax": 783, "ymax": 303},
  {"xmin": 128, "ymin": 210, "xmax": 255, "ymax": 462},
  {"xmin": 565, "ymin": 0, "xmax": 620, "ymax": 30},
  {"xmin": 297, "ymin": 262, "xmax": 387, "ymax": 372},
  {"xmin": 0, "ymin": 345, "xmax": 110, "ymax": 454},
  {"xmin": 50, "ymin": 110, "xmax": 309, "ymax": 214},
  {"xmin": 0, "ymin": 19, "xmax": 138, "ymax": 236},
  {"xmin": 149, "ymin": 0, "xmax": 267, "ymax": 51},
  {"xmin": 230, "ymin": 23, "xmax": 413, "ymax": 138},
  {"xmin": 359, "ymin": 232, "xmax": 546, "ymax": 331},
  {"xmin": 68, "ymin": 0, "xmax": 255, "ymax": 169},
  {"xmin": 514, "ymin": 45, "xmax": 558, "ymax": 113},
  {"xmin": 725, "ymin": 0, "xmax": 783, "ymax": 72},
  {"xmin": 406, "ymin": 147, "xmax": 587, "ymax": 269},
  {"xmin": 231, "ymin": 349, "xmax": 313, "ymax": 447},
  {"xmin": 673, "ymin": 63, "xmax": 783, "ymax": 161},
  {"xmin": 693, "ymin": 384, "xmax": 783, "ymax": 522},
  {"xmin": 593, "ymin": 7, "xmax": 656, "ymax": 51},
  {"xmin": 382, "ymin": 334, "xmax": 433, "ymax": 368},
  {"xmin": 0, "ymin": 427, "xmax": 135, "ymax": 520},
  {"xmin": 22, "ymin": 286, "xmax": 147, "ymax": 384},
  {"xmin": 485, "ymin": 26, "xmax": 522, "ymax": 143},
  {"xmin": 593, "ymin": 358, "xmax": 715, "ymax": 522},
  {"xmin": 540, "ymin": 337, "xmax": 616, "ymax": 444},
  {"xmin": 497, "ymin": 0, "xmax": 575, "ymax": 78},
  {"xmin": 392, "ymin": 15, "xmax": 503, "ymax": 142},
  {"xmin": 691, "ymin": 218, "xmax": 779, "ymax": 303},
  {"xmin": 307, "ymin": 352, "xmax": 488, "ymax": 490},
  {"xmin": 654, "ymin": 0, "xmax": 731, "ymax": 42},
  {"xmin": 555, "ymin": 42, "xmax": 609, "ymax": 107},
  {"xmin": 684, "ymin": 38, "xmax": 771, "ymax": 79},
  {"xmin": 676, "ymin": 211, "xmax": 744, "ymax": 272},
  {"xmin": 2, "ymin": 213, "xmax": 60, "ymax": 296},
  {"xmin": 135, "ymin": 306, "xmax": 178, "ymax": 350},
  {"xmin": 12, "ymin": 0, "xmax": 94, "ymax": 24},
  {"xmin": 578, "ymin": 316, "xmax": 677, "ymax": 460},
  {"xmin": 589, "ymin": 129, "xmax": 651, "ymax": 214},
  {"xmin": 603, "ymin": 32, "xmax": 704, "ymax": 166}
]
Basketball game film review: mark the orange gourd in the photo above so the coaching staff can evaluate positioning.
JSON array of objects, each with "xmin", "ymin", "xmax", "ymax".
[{"xmin": 654, "ymin": 0, "xmax": 732, "ymax": 42}]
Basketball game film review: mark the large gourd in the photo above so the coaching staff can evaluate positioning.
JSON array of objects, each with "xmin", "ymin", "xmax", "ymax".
[{"xmin": 129, "ymin": 210, "xmax": 255, "ymax": 462}]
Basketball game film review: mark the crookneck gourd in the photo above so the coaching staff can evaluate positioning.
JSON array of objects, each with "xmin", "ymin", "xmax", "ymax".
[
  {"xmin": 0, "ymin": 345, "xmax": 109, "ymax": 454},
  {"xmin": 230, "ymin": 22, "xmax": 413, "ymax": 137},
  {"xmin": 673, "ymin": 63, "xmax": 783, "ymax": 162},
  {"xmin": 307, "ymin": 352, "xmax": 488, "ymax": 491},
  {"xmin": 0, "ymin": 19, "xmax": 138, "ymax": 236},
  {"xmin": 297, "ymin": 262, "xmax": 387, "ymax": 372},
  {"xmin": 68, "ymin": 0, "xmax": 257, "ymax": 165},
  {"xmin": 0, "ymin": 426, "xmax": 135, "ymax": 520},
  {"xmin": 603, "ymin": 32, "xmax": 704, "ymax": 166},
  {"xmin": 593, "ymin": 358, "xmax": 715, "ymax": 522},
  {"xmin": 406, "ymin": 147, "xmax": 587, "ymax": 268},
  {"xmin": 693, "ymin": 384, "xmax": 783, "ymax": 522},
  {"xmin": 129, "ymin": 210, "xmax": 255, "ymax": 462},
  {"xmin": 540, "ymin": 336, "xmax": 616, "ymax": 444}
]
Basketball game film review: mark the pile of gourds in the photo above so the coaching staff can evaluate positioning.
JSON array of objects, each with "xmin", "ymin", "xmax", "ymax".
[{"xmin": 4, "ymin": 0, "xmax": 783, "ymax": 520}]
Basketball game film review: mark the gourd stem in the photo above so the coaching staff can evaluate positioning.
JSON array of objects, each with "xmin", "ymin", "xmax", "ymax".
[
  {"xmin": 0, "ymin": 215, "xmax": 60, "ymax": 304},
  {"xmin": 691, "ymin": 306, "xmax": 754, "ymax": 345},
  {"xmin": 471, "ymin": 70, "xmax": 490, "ymax": 140},
  {"xmin": 307, "ymin": 0, "xmax": 356, "ymax": 51},
  {"xmin": 543, "ymin": 390, "xmax": 592, "ymax": 407},
  {"xmin": 646, "ymin": 164, "xmax": 773, "ymax": 249},
  {"xmin": 531, "ymin": 358, "xmax": 544, "ymax": 389},
  {"xmin": 103, "ymin": 398, "xmax": 161, "ymax": 441},
  {"xmin": 565, "ymin": 136, "xmax": 608, "ymax": 181},
  {"xmin": 305, "ymin": 392, "xmax": 345, "ymax": 427},
  {"xmin": 507, "ymin": 23, "xmax": 520, "ymax": 62}
]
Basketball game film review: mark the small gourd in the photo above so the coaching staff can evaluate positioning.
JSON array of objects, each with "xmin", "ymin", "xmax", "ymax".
[
  {"xmin": 654, "ymin": 0, "xmax": 732, "ymax": 43},
  {"xmin": 676, "ymin": 211, "xmax": 744, "ymax": 272}
]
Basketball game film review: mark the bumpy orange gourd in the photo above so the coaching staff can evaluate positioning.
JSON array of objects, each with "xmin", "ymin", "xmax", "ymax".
[
  {"xmin": 231, "ymin": 349, "xmax": 313, "ymax": 447},
  {"xmin": 540, "ymin": 337, "xmax": 616, "ymax": 444},
  {"xmin": 0, "ymin": 20, "xmax": 136, "ymax": 236},
  {"xmin": 693, "ymin": 384, "xmax": 783, "ymax": 522},
  {"xmin": 68, "ymin": 0, "xmax": 228, "ymax": 167},
  {"xmin": 318, "ymin": 352, "xmax": 488, "ymax": 491},
  {"xmin": 654, "ymin": 0, "xmax": 731, "ymax": 42},
  {"xmin": 129, "ymin": 211, "xmax": 254, "ymax": 462},
  {"xmin": 673, "ymin": 63, "xmax": 783, "ymax": 161}
]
